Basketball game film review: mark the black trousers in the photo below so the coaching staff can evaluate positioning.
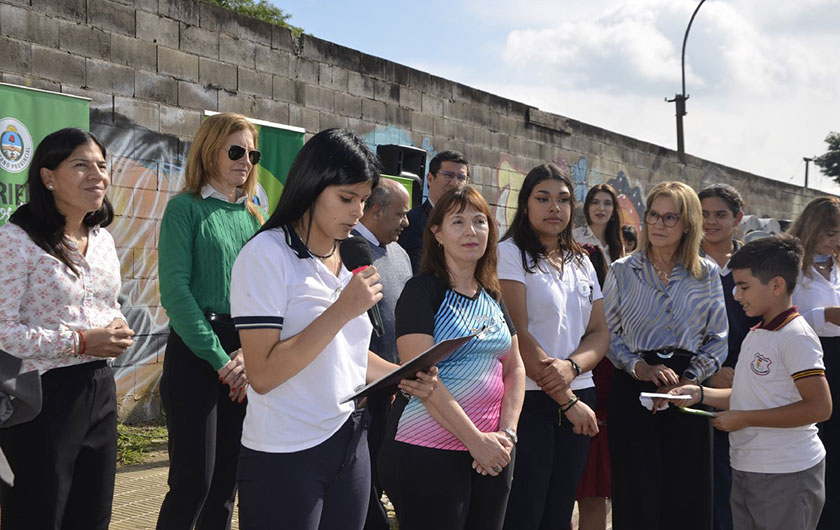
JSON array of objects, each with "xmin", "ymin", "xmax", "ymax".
[
  {"xmin": 712, "ymin": 426, "xmax": 733, "ymax": 530},
  {"xmin": 363, "ymin": 395, "xmax": 391, "ymax": 530},
  {"xmin": 379, "ymin": 439, "xmax": 515, "ymax": 530},
  {"xmin": 817, "ymin": 336, "xmax": 840, "ymax": 530},
  {"xmin": 237, "ymin": 409, "xmax": 370, "ymax": 530},
  {"xmin": 156, "ymin": 324, "xmax": 246, "ymax": 530},
  {"xmin": 502, "ymin": 388, "xmax": 595, "ymax": 530},
  {"xmin": 0, "ymin": 360, "xmax": 117, "ymax": 530},
  {"xmin": 609, "ymin": 369, "xmax": 712, "ymax": 530}
]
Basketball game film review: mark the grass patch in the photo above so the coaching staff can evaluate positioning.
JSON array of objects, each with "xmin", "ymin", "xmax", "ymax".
[{"xmin": 117, "ymin": 423, "xmax": 168, "ymax": 466}]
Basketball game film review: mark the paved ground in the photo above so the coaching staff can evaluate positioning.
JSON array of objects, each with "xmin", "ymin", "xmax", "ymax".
[
  {"xmin": 110, "ymin": 454, "xmax": 240, "ymax": 530},
  {"xmin": 110, "ymin": 454, "xmax": 607, "ymax": 530}
]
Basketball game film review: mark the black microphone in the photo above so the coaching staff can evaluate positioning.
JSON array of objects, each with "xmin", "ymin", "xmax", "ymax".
[{"xmin": 339, "ymin": 236, "xmax": 385, "ymax": 337}]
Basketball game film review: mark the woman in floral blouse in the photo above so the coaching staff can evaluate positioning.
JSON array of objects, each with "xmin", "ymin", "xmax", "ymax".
[{"xmin": 0, "ymin": 128, "xmax": 134, "ymax": 530}]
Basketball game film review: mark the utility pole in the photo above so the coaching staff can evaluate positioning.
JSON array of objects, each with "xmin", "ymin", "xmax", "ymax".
[
  {"xmin": 804, "ymin": 157, "xmax": 813, "ymax": 189},
  {"xmin": 668, "ymin": 0, "xmax": 707, "ymax": 163}
]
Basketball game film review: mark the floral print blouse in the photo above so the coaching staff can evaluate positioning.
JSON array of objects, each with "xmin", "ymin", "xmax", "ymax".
[{"xmin": 0, "ymin": 222, "xmax": 125, "ymax": 374}]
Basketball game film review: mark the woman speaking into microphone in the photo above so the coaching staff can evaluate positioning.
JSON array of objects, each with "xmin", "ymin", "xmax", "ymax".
[{"xmin": 229, "ymin": 128, "xmax": 436, "ymax": 530}]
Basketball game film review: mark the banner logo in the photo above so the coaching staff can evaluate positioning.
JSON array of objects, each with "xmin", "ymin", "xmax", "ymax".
[{"xmin": 0, "ymin": 118, "xmax": 33, "ymax": 173}]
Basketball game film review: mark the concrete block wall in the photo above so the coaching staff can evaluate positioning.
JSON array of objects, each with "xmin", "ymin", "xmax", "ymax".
[{"xmin": 0, "ymin": 0, "xmax": 828, "ymax": 420}]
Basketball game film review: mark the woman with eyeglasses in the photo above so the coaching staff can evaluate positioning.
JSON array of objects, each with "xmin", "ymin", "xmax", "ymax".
[
  {"xmin": 497, "ymin": 164, "xmax": 608, "ymax": 530},
  {"xmin": 379, "ymin": 187, "xmax": 525, "ymax": 530},
  {"xmin": 0, "ymin": 128, "xmax": 134, "ymax": 530},
  {"xmin": 156, "ymin": 113, "xmax": 265, "ymax": 529},
  {"xmin": 789, "ymin": 196, "xmax": 840, "ymax": 530},
  {"xmin": 604, "ymin": 181, "xmax": 728, "ymax": 530}
]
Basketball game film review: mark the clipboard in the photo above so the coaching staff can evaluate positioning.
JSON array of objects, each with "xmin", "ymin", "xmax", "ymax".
[{"xmin": 341, "ymin": 329, "xmax": 482, "ymax": 404}]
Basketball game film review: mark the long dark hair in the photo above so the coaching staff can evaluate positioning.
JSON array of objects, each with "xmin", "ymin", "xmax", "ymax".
[
  {"xmin": 501, "ymin": 163, "xmax": 583, "ymax": 273},
  {"xmin": 583, "ymin": 183, "xmax": 624, "ymax": 262},
  {"xmin": 257, "ymin": 128, "xmax": 381, "ymax": 240},
  {"xmin": 421, "ymin": 187, "xmax": 501, "ymax": 300},
  {"xmin": 10, "ymin": 128, "xmax": 114, "ymax": 276}
]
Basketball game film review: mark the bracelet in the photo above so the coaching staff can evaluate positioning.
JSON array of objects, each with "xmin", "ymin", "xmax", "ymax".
[
  {"xmin": 558, "ymin": 394, "xmax": 576, "ymax": 408},
  {"xmin": 77, "ymin": 330, "xmax": 87, "ymax": 356},
  {"xmin": 568, "ymin": 358, "xmax": 581, "ymax": 377},
  {"xmin": 71, "ymin": 329, "xmax": 78, "ymax": 355},
  {"xmin": 699, "ymin": 385, "xmax": 704, "ymax": 405},
  {"xmin": 561, "ymin": 395, "xmax": 580, "ymax": 413},
  {"xmin": 500, "ymin": 427, "xmax": 518, "ymax": 445}
]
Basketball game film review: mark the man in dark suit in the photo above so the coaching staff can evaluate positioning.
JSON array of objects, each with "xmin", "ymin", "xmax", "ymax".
[{"xmin": 398, "ymin": 150, "xmax": 470, "ymax": 272}]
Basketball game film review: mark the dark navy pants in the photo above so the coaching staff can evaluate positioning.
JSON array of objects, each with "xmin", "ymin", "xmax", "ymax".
[
  {"xmin": 237, "ymin": 409, "xmax": 370, "ymax": 530},
  {"xmin": 503, "ymin": 388, "xmax": 596, "ymax": 530}
]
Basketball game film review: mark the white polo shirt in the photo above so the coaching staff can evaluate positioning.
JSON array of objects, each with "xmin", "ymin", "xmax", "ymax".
[
  {"xmin": 230, "ymin": 226, "xmax": 371, "ymax": 453},
  {"xmin": 793, "ymin": 266, "xmax": 840, "ymax": 337},
  {"xmin": 497, "ymin": 238, "xmax": 602, "ymax": 391},
  {"xmin": 730, "ymin": 309, "xmax": 826, "ymax": 473}
]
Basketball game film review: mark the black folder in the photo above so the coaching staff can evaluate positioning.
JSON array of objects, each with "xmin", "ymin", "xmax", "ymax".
[{"xmin": 341, "ymin": 330, "xmax": 482, "ymax": 404}]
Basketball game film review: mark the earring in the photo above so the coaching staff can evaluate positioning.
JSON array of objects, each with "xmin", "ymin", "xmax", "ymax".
[{"xmin": 47, "ymin": 184, "xmax": 54, "ymax": 190}]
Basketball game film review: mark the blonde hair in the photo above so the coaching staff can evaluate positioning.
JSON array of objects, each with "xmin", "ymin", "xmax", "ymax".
[
  {"xmin": 639, "ymin": 181, "xmax": 705, "ymax": 280},
  {"xmin": 788, "ymin": 196, "xmax": 840, "ymax": 278},
  {"xmin": 184, "ymin": 113, "xmax": 264, "ymax": 223}
]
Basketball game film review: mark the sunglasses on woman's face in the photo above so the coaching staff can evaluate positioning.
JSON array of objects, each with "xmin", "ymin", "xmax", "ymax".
[{"xmin": 227, "ymin": 145, "xmax": 261, "ymax": 165}]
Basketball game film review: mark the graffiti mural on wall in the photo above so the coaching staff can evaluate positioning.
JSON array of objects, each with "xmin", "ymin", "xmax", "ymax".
[
  {"xmin": 607, "ymin": 170, "xmax": 645, "ymax": 231},
  {"xmin": 97, "ymin": 119, "xmax": 436, "ymax": 421},
  {"xmin": 492, "ymin": 155, "xmax": 647, "ymax": 235},
  {"xmin": 93, "ymin": 114, "xmax": 187, "ymax": 421}
]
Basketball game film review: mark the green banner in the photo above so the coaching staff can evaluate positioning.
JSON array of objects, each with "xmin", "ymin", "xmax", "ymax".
[
  {"xmin": 0, "ymin": 83, "xmax": 90, "ymax": 225},
  {"xmin": 253, "ymin": 123, "xmax": 305, "ymax": 216}
]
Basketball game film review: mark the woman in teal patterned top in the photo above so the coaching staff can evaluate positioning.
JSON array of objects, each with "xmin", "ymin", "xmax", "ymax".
[{"xmin": 156, "ymin": 113, "xmax": 264, "ymax": 529}]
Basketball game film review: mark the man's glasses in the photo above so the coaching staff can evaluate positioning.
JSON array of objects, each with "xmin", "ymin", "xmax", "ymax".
[
  {"xmin": 645, "ymin": 211, "xmax": 681, "ymax": 228},
  {"xmin": 228, "ymin": 145, "xmax": 261, "ymax": 165},
  {"xmin": 437, "ymin": 170, "xmax": 468, "ymax": 183}
]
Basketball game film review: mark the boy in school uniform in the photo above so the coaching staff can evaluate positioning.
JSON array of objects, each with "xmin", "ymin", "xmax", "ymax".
[{"xmin": 668, "ymin": 234, "xmax": 832, "ymax": 530}]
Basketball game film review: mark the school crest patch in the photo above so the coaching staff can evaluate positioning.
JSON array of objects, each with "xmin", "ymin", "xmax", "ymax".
[{"xmin": 750, "ymin": 353, "xmax": 772, "ymax": 376}]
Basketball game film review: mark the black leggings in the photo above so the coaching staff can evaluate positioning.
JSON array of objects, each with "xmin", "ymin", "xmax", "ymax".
[
  {"xmin": 817, "ymin": 336, "xmax": 840, "ymax": 530},
  {"xmin": 0, "ymin": 361, "xmax": 117, "ymax": 530},
  {"xmin": 237, "ymin": 409, "xmax": 370, "ymax": 530},
  {"xmin": 156, "ymin": 324, "xmax": 245, "ymax": 530},
  {"xmin": 378, "ymin": 438, "xmax": 515, "ymax": 530}
]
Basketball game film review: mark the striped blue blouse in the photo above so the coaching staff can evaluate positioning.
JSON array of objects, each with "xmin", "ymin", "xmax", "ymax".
[{"xmin": 604, "ymin": 252, "xmax": 728, "ymax": 380}]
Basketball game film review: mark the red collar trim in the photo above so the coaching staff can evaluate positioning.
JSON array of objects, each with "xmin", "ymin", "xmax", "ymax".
[{"xmin": 754, "ymin": 306, "xmax": 800, "ymax": 331}]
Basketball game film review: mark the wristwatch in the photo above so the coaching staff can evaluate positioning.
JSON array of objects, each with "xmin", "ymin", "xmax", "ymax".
[
  {"xmin": 683, "ymin": 370, "xmax": 700, "ymax": 383},
  {"xmin": 500, "ymin": 427, "xmax": 518, "ymax": 445}
]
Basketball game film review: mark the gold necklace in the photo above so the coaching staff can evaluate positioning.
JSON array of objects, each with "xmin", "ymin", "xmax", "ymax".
[{"xmin": 651, "ymin": 260, "xmax": 671, "ymax": 283}]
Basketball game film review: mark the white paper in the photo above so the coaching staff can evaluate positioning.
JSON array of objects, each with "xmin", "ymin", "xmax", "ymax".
[
  {"xmin": 639, "ymin": 392, "xmax": 691, "ymax": 412},
  {"xmin": 639, "ymin": 392, "xmax": 691, "ymax": 400}
]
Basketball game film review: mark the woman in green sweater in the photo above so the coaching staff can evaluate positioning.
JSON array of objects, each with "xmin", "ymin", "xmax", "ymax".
[{"xmin": 156, "ymin": 113, "xmax": 264, "ymax": 529}]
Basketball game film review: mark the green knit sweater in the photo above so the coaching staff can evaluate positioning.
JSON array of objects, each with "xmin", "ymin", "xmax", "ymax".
[{"xmin": 158, "ymin": 193, "xmax": 260, "ymax": 370}]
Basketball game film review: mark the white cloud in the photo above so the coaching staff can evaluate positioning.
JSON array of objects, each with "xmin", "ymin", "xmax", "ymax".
[{"xmin": 474, "ymin": 0, "xmax": 840, "ymax": 193}]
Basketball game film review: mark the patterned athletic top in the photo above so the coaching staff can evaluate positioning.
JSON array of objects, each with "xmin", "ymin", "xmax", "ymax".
[{"xmin": 394, "ymin": 273, "xmax": 516, "ymax": 451}]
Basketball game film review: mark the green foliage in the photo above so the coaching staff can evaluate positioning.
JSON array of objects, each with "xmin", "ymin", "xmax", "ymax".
[
  {"xmin": 814, "ymin": 132, "xmax": 840, "ymax": 185},
  {"xmin": 116, "ymin": 423, "xmax": 168, "ymax": 466},
  {"xmin": 203, "ymin": 0, "xmax": 303, "ymax": 36}
]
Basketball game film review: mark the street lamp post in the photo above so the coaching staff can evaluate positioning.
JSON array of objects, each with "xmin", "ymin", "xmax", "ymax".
[
  {"xmin": 804, "ymin": 157, "xmax": 813, "ymax": 189},
  {"xmin": 667, "ymin": 0, "xmax": 708, "ymax": 161}
]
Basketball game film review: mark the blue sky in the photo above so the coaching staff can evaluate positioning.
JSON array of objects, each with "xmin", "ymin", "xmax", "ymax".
[{"xmin": 275, "ymin": 0, "xmax": 840, "ymax": 194}]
